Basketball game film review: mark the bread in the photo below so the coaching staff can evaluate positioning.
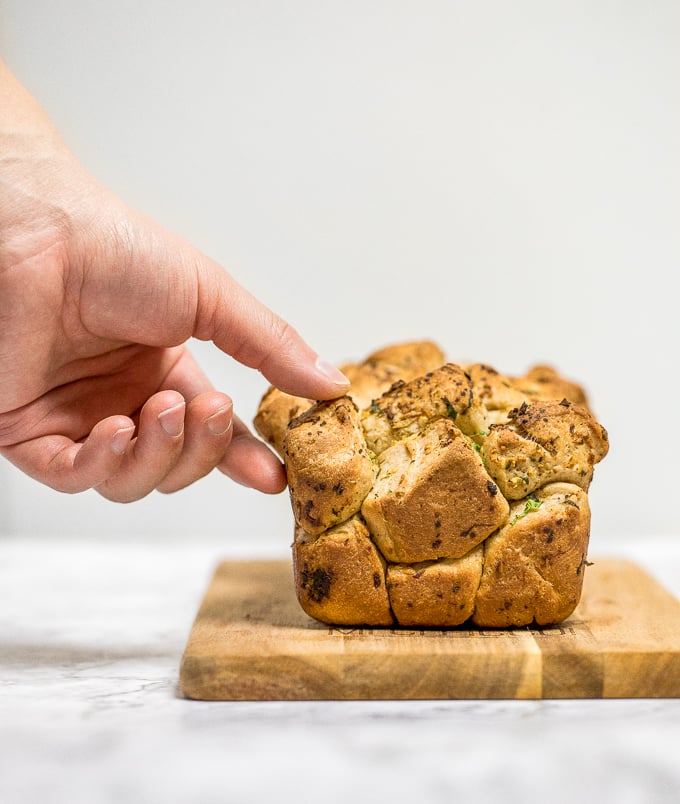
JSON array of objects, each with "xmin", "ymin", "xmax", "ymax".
[
  {"xmin": 253, "ymin": 340, "xmax": 446, "ymax": 456},
  {"xmin": 254, "ymin": 340, "xmax": 609, "ymax": 628}
]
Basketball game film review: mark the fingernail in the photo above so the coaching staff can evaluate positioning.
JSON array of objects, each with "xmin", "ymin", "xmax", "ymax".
[
  {"xmin": 206, "ymin": 404, "xmax": 233, "ymax": 436},
  {"xmin": 315, "ymin": 358, "xmax": 350, "ymax": 387},
  {"xmin": 111, "ymin": 425, "xmax": 135, "ymax": 455},
  {"xmin": 158, "ymin": 402, "xmax": 185, "ymax": 437}
]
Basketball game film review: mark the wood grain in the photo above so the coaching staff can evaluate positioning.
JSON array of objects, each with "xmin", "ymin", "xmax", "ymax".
[{"xmin": 179, "ymin": 558, "xmax": 680, "ymax": 700}]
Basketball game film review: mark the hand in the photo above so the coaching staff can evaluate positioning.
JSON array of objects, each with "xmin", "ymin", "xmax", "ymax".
[{"xmin": 0, "ymin": 61, "xmax": 349, "ymax": 501}]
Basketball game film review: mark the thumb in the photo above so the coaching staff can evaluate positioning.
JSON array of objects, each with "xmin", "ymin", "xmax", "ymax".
[{"xmin": 193, "ymin": 259, "xmax": 350, "ymax": 401}]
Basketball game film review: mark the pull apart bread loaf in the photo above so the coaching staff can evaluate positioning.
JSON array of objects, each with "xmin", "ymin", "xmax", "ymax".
[{"xmin": 254, "ymin": 341, "xmax": 609, "ymax": 628}]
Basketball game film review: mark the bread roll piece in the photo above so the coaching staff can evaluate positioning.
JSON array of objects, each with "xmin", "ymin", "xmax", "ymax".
[
  {"xmin": 254, "ymin": 340, "xmax": 609, "ymax": 628},
  {"xmin": 284, "ymin": 397, "xmax": 377, "ymax": 536},
  {"xmin": 293, "ymin": 515, "xmax": 393, "ymax": 626},
  {"xmin": 361, "ymin": 418, "xmax": 509, "ymax": 563},
  {"xmin": 387, "ymin": 546, "xmax": 484, "ymax": 627},
  {"xmin": 465, "ymin": 362, "xmax": 591, "ymax": 426},
  {"xmin": 480, "ymin": 399, "xmax": 609, "ymax": 500},
  {"xmin": 522, "ymin": 364, "xmax": 589, "ymax": 407},
  {"xmin": 473, "ymin": 483, "xmax": 591, "ymax": 627},
  {"xmin": 361, "ymin": 363, "xmax": 487, "ymax": 455}
]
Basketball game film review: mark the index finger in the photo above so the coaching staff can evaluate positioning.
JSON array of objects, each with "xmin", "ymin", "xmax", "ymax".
[{"xmin": 193, "ymin": 262, "xmax": 350, "ymax": 401}]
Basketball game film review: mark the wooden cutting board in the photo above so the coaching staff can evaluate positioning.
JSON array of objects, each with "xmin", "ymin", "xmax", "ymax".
[{"xmin": 179, "ymin": 558, "xmax": 680, "ymax": 700}]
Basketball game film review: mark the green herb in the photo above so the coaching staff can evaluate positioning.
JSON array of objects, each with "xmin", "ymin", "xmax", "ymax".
[{"xmin": 510, "ymin": 495, "xmax": 543, "ymax": 526}]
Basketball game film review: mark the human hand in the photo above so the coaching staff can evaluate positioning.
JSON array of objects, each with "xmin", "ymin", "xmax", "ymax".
[{"xmin": 0, "ymin": 61, "xmax": 349, "ymax": 500}]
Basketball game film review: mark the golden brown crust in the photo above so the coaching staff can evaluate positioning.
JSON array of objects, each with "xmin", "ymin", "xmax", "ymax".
[
  {"xmin": 361, "ymin": 419, "xmax": 509, "ymax": 562},
  {"xmin": 361, "ymin": 363, "xmax": 487, "ymax": 455},
  {"xmin": 465, "ymin": 362, "xmax": 590, "ymax": 427},
  {"xmin": 342, "ymin": 340, "xmax": 446, "ymax": 410},
  {"xmin": 340, "ymin": 361, "xmax": 404, "ymax": 411},
  {"xmin": 521, "ymin": 365, "xmax": 589, "ymax": 407},
  {"xmin": 253, "ymin": 386, "xmax": 313, "ymax": 457},
  {"xmin": 387, "ymin": 546, "xmax": 483, "ymax": 627},
  {"xmin": 465, "ymin": 363, "xmax": 531, "ymax": 427},
  {"xmin": 254, "ymin": 340, "xmax": 608, "ymax": 628},
  {"xmin": 284, "ymin": 397, "xmax": 377, "ymax": 536},
  {"xmin": 364, "ymin": 340, "xmax": 446, "ymax": 369},
  {"xmin": 292, "ymin": 516, "xmax": 393, "ymax": 626},
  {"xmin": 480, "ymin": 399, "xmax": 609, "ymax": 500},
  {"xmin": 253, "ymin": 340, "xmax": 446, "ymax": 454},
  {"xmin": 473, "ymin": 483, "xmax": 591, "ymax": 627}
]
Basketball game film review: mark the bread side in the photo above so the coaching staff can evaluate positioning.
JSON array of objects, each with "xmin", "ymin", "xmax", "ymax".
[{"xmin": 292, "ymin": 515, "xmax": 393, "ymax": 626}]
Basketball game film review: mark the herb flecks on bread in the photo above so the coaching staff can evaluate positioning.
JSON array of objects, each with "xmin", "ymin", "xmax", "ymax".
[{"xmin": 254, "ymin": 340, "xmax": 609, "ymax": 628}]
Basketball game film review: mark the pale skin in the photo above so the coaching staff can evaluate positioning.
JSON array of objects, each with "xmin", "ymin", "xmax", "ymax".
[{"xmin": 0, "ymin": 60, "xmax": 349, "ymax": 501}]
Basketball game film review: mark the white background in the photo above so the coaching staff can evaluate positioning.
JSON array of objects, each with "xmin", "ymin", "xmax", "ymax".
[{"xmin": 1, "ymin": 1, "xmax": 678, "ymax": 548}]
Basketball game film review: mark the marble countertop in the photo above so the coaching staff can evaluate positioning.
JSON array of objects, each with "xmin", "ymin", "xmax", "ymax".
[{"xmin": 1, "ymin": 534, "xmax": 679, "ymax": 804}]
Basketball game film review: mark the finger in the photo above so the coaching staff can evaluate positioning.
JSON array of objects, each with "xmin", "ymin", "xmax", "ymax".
[
  {"xmin": 217, "ymin": 414, "xmax": 287, "ymax": 494},
  {"xmin": 157, "ymin": 350, "xmax": 285, "ymax": 493},
  {"xmin": 155, "ymin": 392, "xmax": 234, "ymax": 494},
  {"xmin": 193, "ymin": 261, "xmax": 350, "ymax": 401},
  {"xmin": 0, "ymin": 415, "xmax": 135, "ymax": 494},
  {"xmin": 96, "ymin": 391, "xmax": 187, "ymax": 502}
]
